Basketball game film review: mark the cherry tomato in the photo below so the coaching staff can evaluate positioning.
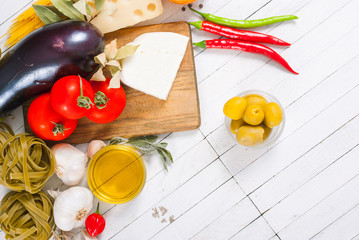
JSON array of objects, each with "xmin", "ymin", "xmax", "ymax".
[
  {"xmin": 86, "ymin": 78, "xmax": 126, "ymax": 124},
  {"xmin": 27, "ymin": 93, "xmax": 78, "ymax": 141},
  {"xmin": 51, "ymin": 75, "xmax": 95, "ymax": 119}
]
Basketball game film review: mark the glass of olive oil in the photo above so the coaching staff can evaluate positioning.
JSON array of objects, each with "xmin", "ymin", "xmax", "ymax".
[{"xmin": 87, "ymin": 145, "xmax": 146, "ymax": 204}]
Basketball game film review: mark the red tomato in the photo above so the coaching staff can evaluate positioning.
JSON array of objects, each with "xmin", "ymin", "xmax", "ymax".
[
  {"xmin": 86, "ymin": 78, "xmax": 126, "ymax": 124},
  {"xmin": 27, "ymin": 93, "xmax": 78, "ymax": 141},
  {"xmin": 51, "ymin": 75, "xmax": 95, "ymax": 119}
]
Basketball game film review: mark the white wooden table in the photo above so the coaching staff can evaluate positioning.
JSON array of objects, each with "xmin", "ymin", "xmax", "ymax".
[{"xmin": 1, "ymin": 0, "xmax": 359, "ymax": 239}]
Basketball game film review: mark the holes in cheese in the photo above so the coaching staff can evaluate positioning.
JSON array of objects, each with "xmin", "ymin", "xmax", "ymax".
[
  {"xmin": 120, "ymin": 32, "xmax": 189, "ymax": 100},
  {"xmin": 147, "ymin": 3, "xmax": 156, "ymax": 11},
  {"xmin": 134, "ymin": 9, "xmax": 144, "ymax": 19},
  {"xmin": 90, "ymin": 0, "xmax": 163, "ymax": 34}
]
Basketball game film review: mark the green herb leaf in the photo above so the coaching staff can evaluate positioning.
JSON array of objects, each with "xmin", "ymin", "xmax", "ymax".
[
  {"xmin": 115, "ymin": 45, "xmax": 139, "ymax": 60},
  {"xmin": 33, "ymin": 4, "xmax": 62, "ymax": 24},
  {"xmin": 109, "ymin": 137, "xmax": 129, "ymax": 145},
  {"xmin": 94, "ymin": 0, "xmax": 105, "ymax": 11},
  {"xmin": 133, "ymin": 144, "xmax": 155, "ymax": 154},
  {"xmin": 159, "ymin": 147, "xmax": 173, "ymax": 163},
  {"xmin": 51, "ymin": 0, "xmax": 85, "ymax": 21},
  {"xmin": 157, "ymin": 149, "xmax": 168, "ymax": 171},
  {"xmin": 129, "ymin": 135, "xmax": 158, "ymax": 143},
  {"xmin": 155, "ymin": 142, "xmax": 168, "ymax": 148},
  {"xmin": 110, "ymin": 135, "xmax": 172, "ymax": 171}
]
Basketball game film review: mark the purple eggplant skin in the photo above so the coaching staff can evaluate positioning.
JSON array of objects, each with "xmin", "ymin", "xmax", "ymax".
[{"xmin": 0, "ymin": 20, "xmax": 105, "ymax": 117}]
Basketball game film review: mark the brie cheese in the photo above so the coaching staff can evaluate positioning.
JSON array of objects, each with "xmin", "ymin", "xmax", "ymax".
[{"xmin": 120, "ymin": 32, "xmax": 189, "ymax": 100}]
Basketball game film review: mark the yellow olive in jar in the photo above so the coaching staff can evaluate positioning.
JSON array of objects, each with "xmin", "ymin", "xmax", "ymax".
[
  {"xmin": 243, "ymin": 104, "xmax": 265, "ymax": 125},
  {"xmin": 244, "ymin": 94, "xmax": 267, "ymax": 108},
  {"xmin": 260, "ymin": 123, "xmax": 272, "ymax": 140},
  {"xmin": 236, "ymin": 125, "xmax": 264, "ymax": 146},
  {"xmin": 223, "ymin": 97, "xmax": 247, "ymax": 120},
  {"xmin": 230, "ymin": 118, "xmax": 245, "ymax": 134},
  {"xmin": 264, "ymin": 102, "xmax": 283, "ymax": 128}
]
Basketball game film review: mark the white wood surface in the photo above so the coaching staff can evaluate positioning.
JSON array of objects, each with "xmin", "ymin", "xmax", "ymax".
[{"xmin": 1, "ymin": 0, "xmax": 359, "ymax": 239}]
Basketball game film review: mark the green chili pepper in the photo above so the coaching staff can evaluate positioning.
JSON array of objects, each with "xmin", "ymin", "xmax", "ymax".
[{"xmin": 189, "ymin": 7, "xmax": 298, "ymax": 28}]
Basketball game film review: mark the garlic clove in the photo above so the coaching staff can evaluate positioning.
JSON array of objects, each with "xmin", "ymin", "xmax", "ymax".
[
  {"xmin": 87, "ymin": 140, "xmax": 106, "ymax": 158},
  {"xmin": 82, "ymin": 229, "xmax": 98, "ymax": 240},
  {"xmin": 52, "ymin": 143, "xmax": 87, "ymax": 186}
]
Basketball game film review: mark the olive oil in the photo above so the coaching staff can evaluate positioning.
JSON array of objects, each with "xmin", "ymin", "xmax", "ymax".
[{"xmin": 88, "ymin": 145, "xmax": 146, "ymax": 204}]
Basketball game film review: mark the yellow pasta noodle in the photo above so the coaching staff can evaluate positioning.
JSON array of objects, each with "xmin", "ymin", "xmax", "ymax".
[
  {"xmin": 0, "ymin": 190, "xmax": 54, "ymax": 240},
  {"xmin": 3, "ymin": 0, "xmax": 52, "ymax": 47},
  {"xmin": 0, "ymin": 133, "xmax": 55, "ymax": 194}
]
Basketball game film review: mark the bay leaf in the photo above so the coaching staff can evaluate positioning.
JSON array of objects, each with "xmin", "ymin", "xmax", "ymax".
[
  {"xmin": 33, "ymin": 4, "xmax": 62, "ymax": 24},
  {"xmin": 73, "ymin": 0, "xmax": 89, "ymax": 17},
  {"xmin": 108, "ymin": 70, "xmax": 121, "ymax": 89},
  {"xmin": 51, "ymin": 0, "xmax": 85, "ymax": 21},
  {"xmin": 94, "ymin": 52, "xmax": 106, "ymax": 67},
  {"xmin": 115, "ymin": 45, "xmax": 139, "ymax": 60},
  {"xmin": 90, "ymin": 66, "xmax": 106, "ymax": 81},
  {"xmin": 105, "ymin": 40, "xmax": 118, "ymax": 60}
]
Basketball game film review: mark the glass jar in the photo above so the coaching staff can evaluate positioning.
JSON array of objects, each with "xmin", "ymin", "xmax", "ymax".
[
  {"xmin": 224, "ymin": 90, "xmax": 285, "ymax": 149},
  {"xmin": 87, "ymin": 145, "xmax": 146, "ymax": 204}
]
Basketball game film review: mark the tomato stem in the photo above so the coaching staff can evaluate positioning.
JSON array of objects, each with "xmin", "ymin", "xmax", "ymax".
[
  {"xmin": 51, "ymin": 122, "xmax": 70, "ymax": 136},
  {"xmin": 94, "ymin": 91, "xmax": 109, "ymax": 109},
  {"xmin": 77, "ymin": 76, "xmax": 94, "ymax": 110}
]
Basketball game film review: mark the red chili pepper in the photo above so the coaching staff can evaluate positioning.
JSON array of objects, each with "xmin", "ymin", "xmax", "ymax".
[
  {"xmin": 85, "ymin": 203, "xmax": 106, "ymax": 237},
  {"xmin": 193, "ymin": 39, "xmax": 298, "ymax": 74},
  {"xmin": 189, "ymin": 21, "xmax": 291, "ymax": 46}
]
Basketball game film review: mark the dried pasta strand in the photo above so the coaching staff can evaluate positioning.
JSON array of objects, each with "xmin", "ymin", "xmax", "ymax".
[{"xmin": 2, "ymin": 0, "xmax": 52, "ymax": 47}]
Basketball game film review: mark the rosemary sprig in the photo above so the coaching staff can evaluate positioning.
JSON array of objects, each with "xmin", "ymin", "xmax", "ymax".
[{"xmin": 109, "ymin": 135, "xmax": 173, "ymax": 171}]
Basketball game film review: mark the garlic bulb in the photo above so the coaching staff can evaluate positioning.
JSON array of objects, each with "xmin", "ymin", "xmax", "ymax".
[
  {"xmin": 87, "ymin": 140, "xmax": 106, "ymax": 158},
  {"xmin": 52, "ymin": 143, "xmax": 87, "ymax": 186},
  {"xmin": 52, "ymin": 187, "xmax": 93, "ymax": 231}
]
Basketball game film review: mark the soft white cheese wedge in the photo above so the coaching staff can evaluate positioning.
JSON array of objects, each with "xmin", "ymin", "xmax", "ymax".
[
  {"xmin": 121, "ymin": 32, "xmax": 189, "ymax": 100},
  {"xmin": 90, "ymin": 0, "xmax": 163, "ymax": 34}
]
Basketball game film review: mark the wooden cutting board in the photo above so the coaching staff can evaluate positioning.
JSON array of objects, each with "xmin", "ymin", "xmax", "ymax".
[{"xmin": 23, "ymin": 22, "xmax": 200, "ymax": 144}]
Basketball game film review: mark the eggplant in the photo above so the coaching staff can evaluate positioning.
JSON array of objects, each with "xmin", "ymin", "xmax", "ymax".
[{"xmin": 0, "ymin": 20, "xmax": 104, "ymax": 117}]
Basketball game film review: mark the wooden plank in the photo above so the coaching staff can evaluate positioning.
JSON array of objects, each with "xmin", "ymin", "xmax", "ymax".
[
  {"xmin": 191, "ymin": 197, "xmax": 260, "ymax": 240},
  {"xmin": 235, "ymin": 79, "xmax": 359, "ymax": 194},
  {"xmin": 249, "ymin": 54, "xmax": 359, "ymax": 212},
  {"xmin": 198, "ymin": 0, "xmax": 353, "ymax": 137},
  {"xmin": 223, "ymin": 16, "xmax": 359, "ymax": 182},
  {"xmin": 277, "ymin": 164, "xmax": 359, "ymax": 239},
  {"xmin": 231, "ymin": 217, "xmax": 276, "ymax": 240},
  {"xmin": 23, "ymin": 21, "xmax": 200, "ymax": 144},
  {"xmin": 101, "ymin": 159, "xmax": 233, "ymax": 239},
  {"xmin": 150, "ymin": 179, "xmax": 244, "ymax": 240},
  {"xmin": 311, "ymin": 204, "xmax": 359, "ymax": 240},
  {"xmin": 264, "ymin": 142, "xmax": 359, "ymax": 233}
]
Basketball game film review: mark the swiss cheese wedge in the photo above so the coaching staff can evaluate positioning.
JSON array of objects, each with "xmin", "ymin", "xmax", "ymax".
[
  {"xmin": 90, "ymin": 0, "xmax": 163, "ymax": 34},
  {"xmin": 121, "ymin": 32, "xmax": 189, "ymax": 100}
]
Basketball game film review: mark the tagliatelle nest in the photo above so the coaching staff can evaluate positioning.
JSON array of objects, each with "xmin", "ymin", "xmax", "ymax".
[
  {"xmin": 0, "ymin": 191, "xmax": 55, "ymax": 240},
  {"xmin": 0, "ymin": 133, "xmax": 55, "ymax": 194}
]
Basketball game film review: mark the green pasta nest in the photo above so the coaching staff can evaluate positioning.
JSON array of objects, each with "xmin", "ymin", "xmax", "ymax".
[
  {"xmin": 0, "ymin": 125, "xmax": 55, "ymax": 194},
  {"xmin": 0, "ymin": 190, "xmax": 55, "ymax": 240}
]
